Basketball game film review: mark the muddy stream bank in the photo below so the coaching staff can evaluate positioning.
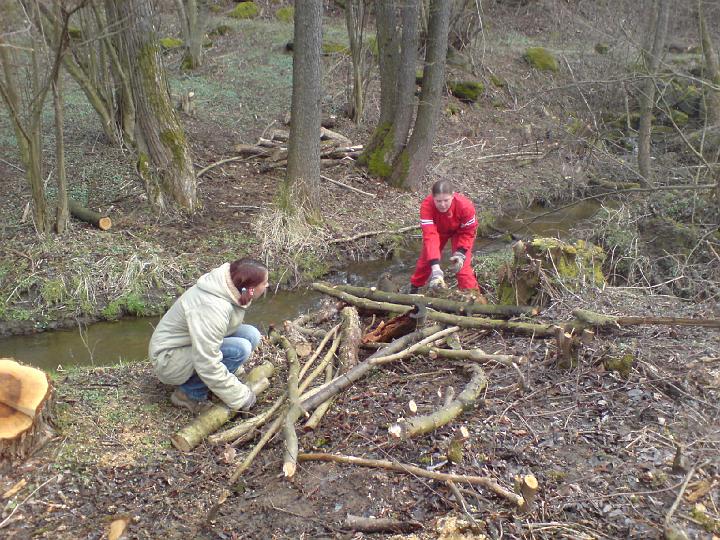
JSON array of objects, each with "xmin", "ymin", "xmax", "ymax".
[{"xmin": 0, "ymin": 201, "xmax": 603, "ymax": 372}]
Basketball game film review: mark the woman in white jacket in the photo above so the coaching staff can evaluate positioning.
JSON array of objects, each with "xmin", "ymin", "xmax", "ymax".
[{"xmin": 149, "ymin": 258, "xmax": 269, "ymax": 413}]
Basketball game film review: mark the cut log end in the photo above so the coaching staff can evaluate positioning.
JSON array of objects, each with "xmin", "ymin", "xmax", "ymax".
[
  {"xmin": 98, "ymin": 217, "xmax": 112, "ymax": 231},
  {"xmin": 0, "ymin": 359, "xmax": 55, "ymax": 464},
  {"xmin": 170, "ymin": 434, "xmax": 193, "ymax": 453},
  {"xmin": 388, "ymin": 423, "xmax": 404, "ymax": 438},
  {"xmin": 283, "ymin": 462, "xmax": 297, "ymax": 478}
]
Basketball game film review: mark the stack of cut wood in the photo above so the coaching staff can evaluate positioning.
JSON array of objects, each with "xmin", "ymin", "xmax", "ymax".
[
  {"xmin": 0, "ymin": 359, "xmax": 55, "ymax": 464},
  {"xmin": 233, "ymin": 127, "xmax": 362, "ymax": 172}
]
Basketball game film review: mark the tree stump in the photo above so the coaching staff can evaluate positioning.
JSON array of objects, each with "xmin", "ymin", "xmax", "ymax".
[{"xmin": 0, "ymin": 359, "xmax": 55, "ymax": 464}]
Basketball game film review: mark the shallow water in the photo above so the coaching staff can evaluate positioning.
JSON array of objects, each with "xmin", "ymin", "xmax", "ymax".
[{"xmin": 0, "ymin": 200, "xmax": 603, "ymax": 371}]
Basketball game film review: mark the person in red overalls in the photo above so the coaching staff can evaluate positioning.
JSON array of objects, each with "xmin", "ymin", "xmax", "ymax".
[{"xmin": 410, "ymin": 180, "xmax": 486, "ymax": 302}]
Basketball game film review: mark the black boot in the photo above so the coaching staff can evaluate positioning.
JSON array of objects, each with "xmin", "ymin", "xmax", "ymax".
[{"xmin": 409, "ymin": 284, "xmax": 419, "ymax": 294}]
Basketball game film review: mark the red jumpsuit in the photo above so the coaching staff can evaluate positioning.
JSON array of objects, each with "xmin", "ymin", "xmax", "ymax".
[{"xmin": 410, "ymin": 193, "xmax": 479, "ymax": 290}]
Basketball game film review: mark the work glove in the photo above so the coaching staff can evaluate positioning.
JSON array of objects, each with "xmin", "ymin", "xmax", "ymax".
[
  {"xmin": 240, "ymin": 388, "xmax": 257, "ymax": 411},
  {"xmin": 428, "ymin": 266, "xmax": 446, "ymax": 289},
  {"xmin": 448, "ymin": 251, "xmax": 466, "ymax": 274}
]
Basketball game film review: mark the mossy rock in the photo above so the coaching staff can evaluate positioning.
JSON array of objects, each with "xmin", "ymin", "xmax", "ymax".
[
  {"xmin": 603, "ymin": 353, "xmax": 634, "ymax": 379},
  {"xmin": 209, "ymin": 24, "xmax": 233, "ymax": 37},
  {"xmin": 159, "ymin": 37, "xmax": 183, "ymax": 50},
  {"xmin": 490, "ymin": 75, "xmax": 506, "ymax": 88},
  {"xmin": 524, "ymin": 47, "xmax": 559, "ymax": 72},
  {"xmin": 229, "ymin": 2, "xmax": 259, "ymax": 19},
  {"xmin": 448, "ymin": 80, "xmax": 484, "ymax": 102},
  {"xmin": 322, "ymin": 41, "xmax": 350, "ymax": 55},
  {"xmin": 276, "ymin": 6, "xmax": 294, "ymax": 22},
  {"xmin": 594, "ymin": 43, "xmax": 609, "ymax": 55}
]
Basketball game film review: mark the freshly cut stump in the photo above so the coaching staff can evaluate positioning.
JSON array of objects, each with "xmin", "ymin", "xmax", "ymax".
[{"xmin": 0, "ymin": 358, "xmax": 55, "ymax": 464}]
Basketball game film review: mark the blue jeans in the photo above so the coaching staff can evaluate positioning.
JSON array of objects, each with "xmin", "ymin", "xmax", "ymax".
[{"xmin": 180, "ymin": 324, "xmax": 262, "ymax": 400}]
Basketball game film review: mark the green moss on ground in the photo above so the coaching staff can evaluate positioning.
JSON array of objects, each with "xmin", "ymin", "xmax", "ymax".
[
  {"xmin": 276, "ymin": 6, "xmax": 294, "ymax": 22},
  {"xmin": 230, "ymin": 2, "xmax": 259, "ymax": 19},
  {"xmin": 159, "ymin": 37, "xmax": 183, "ymax": 49},
  {"xmin": 524, "ymin": 47, "xmax": 559, "ymax": 72},
  {"xmin": 448, "ymin": 81, "xmax": 484, "ymax": 102}
]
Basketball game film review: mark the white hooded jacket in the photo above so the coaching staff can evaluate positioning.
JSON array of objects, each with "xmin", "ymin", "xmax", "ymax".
[{"xmin": 148, "ymin": 263, "xmax": 254, "ymax": 410}]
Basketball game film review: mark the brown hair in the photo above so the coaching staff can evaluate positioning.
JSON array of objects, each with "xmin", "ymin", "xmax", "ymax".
[
  {"xmin": 431, "ymin": 179, "xmax": 454, "ymax": 195},
  {"xmin": 229, "ymin": 258, "xmax": 268, "ymax": 291}
]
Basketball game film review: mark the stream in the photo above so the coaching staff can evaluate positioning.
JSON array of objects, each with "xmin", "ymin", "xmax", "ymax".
[{"xmin": 0, "ymin": 201, "xmax": 603, "ymax": 371}]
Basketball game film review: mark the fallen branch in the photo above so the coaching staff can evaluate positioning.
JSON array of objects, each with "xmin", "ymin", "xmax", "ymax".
[
  {"xmin": 573, "ymin": 309, "xmax": 720, "ymax": 329},
  {"xmin": 170, "ymin": 362, "xmax": 275, "ymax": 452},
  {"xmin": 276, "ymin": 333, "xmax": 302, "ymax": 478},
  {"xmin": 69, "ymin": 199, "xmax": 111, "ymax": 230},
  {"xmin": 229, "ymin": 410, "xmax": 284, "ymax": 482},
  {"xmin": 331, "ymin": 283, "xmax": 539, "ymax": 318},
  {"xmin": 303, "ymin": 362, "xmax": 335, "ymax": 432},
  {"xmin": 344, "ymin": 514, "xmax": 422, "ymax": 533},
  {"xmin": 297, "ymin": 452, "xmax": 524, "ymax": 507},
  {"xmin": 298, "ymin": 323, "xmax": 340, "ymax": 381},
  {"xmin": 300, "ymin": 325, "xmax": 444, "ymax": 411},
  {"xmin": 389, "ymin": 364, "xmax": 487, "ymax": 439},
  {"xmin": 312, "ymin": 283, "xmax": 557, "ymax": 336},
  {"xmin": 328, "ymin": 225, "xmax": 420, "ymax": 245},
  {"xmin": 338, "ymin": 306, "xmax": 361, "ymax": 373},
  {"xmin": 320, "ymin": 174, "xmax": 376, "ymax": 198}
]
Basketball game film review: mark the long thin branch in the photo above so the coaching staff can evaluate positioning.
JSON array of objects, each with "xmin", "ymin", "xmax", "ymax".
[{"xmin": 297, "ymin": 452, "xmax": 524, "ymax": 506}]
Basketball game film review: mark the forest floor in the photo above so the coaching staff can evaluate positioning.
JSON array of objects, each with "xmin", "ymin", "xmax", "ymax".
[{"xmin": 1, "ymin": 1, "xmax": 719, "ymax": 539}]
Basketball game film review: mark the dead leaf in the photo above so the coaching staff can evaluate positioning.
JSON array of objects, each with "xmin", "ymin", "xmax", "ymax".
[
  {"xmin": 295, "ymin": 342, "xmax": 313, "ymax": 357},
  {"xmin": 222, "ymin": 445, "xmax": 237, "ymax": 464},
  {"xmin": 2, "ymin": 479, "xmax": 26, "ymax": 499},
  {"xmin": 108, "ymin": 516, "xmax": 130, "ymax": 540}
]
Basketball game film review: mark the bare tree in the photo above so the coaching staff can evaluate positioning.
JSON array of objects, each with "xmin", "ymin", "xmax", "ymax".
[
  {"xmin": 637, "ymin": 0, "xmax": 670, "ymax": 185},
  {"xmin": 359, "ymin": 0, "xmax": 419, "ymax": 178},
  {"xmin": 697, "ymin": 0, "xmax": 720, "ymax": 127},
  {"xmin": 285, "ymin": 0, "xmax": 323, "ymax": 214},
  {"xmin": 174, "ymin": 0, "xmax": 208, "ymax": 70},
  {"xmin": 0, "ymin": 1, "xmax": 80, "ymax": 234},
  {"xmin": 112, "ymin": 0, "xmax": 197, "ymax": 212},
  {"xmin": 344, "ymin": 0, "xmax": 370, "ymax": 123}
]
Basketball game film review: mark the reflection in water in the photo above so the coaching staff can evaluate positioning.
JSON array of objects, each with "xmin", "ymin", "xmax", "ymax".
[{"xmin": 0, "ymin": 201, "xmax": 605, "ymax": 371}]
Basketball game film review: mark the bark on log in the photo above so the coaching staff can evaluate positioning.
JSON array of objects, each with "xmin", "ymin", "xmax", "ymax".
[
  {"xmin": 170, "ymin": 361, "xmax": 275, "ymax": 452},
  {"xmin": 573, "ymin": 309, "xmax": 720, "ymax": 329},
  {"xmin": 303, "ymin": 362, "xmax": 335, "ymax": 431},
  {"xmin": 389, "ymin": 365, "xmax": 487, "ymax": 439},
  {"xmin": 338, "ymin": 306, "xmax": 361, "ymax": 372},
  {"xmin": 362, "ymin": 306, "xmax": 421, "ymax": 344},
  {"xmin": 0, "ymin": 359, "xmax": 55, "ymax": 464},
  {"xmin": 312, "ymin": 283, "xmax": 556, "ymax": 336},
  {"xmin": 344, "ymin": 514, "xmax": 422, "ymax": 533},
  {"xmin": 68, "ymin": 199, "xmax": 111, "ymax": 230},
  {"xmin": 298, "ymin": 452, "xmax": 524, "ymax": 507},
  {"xmin": 330, "ymin": 283, "xmax": 538, "ymax": 318}
]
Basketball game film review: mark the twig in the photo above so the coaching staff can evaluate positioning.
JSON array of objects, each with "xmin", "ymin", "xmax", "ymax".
[
  {"xmin": 664, "ymin": 464, "xmax": 696, "ymax": 532},
  {"xmin": 0, "ymin": 474, "xmax": 59, "ymax": 529},
  {"xmin": 196, "ymin": 156, "xmax": 250, "ymax": 178},
  {"xmin": 320, "ymin": 174, "xmax": 376, "ymax": 198},
  {"xmin": 447, "ymin": 480, "xmax": 482, "ymax": 529},
  {"xmin": 328, "ymin": 224, "xmax": 420, "ymax": 244}
]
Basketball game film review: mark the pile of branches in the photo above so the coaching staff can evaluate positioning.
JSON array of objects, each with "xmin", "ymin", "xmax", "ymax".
[
  {"xmin": 233, "ymin": 127, "xmax": 362, "ymax": 172},
  {"xmin": 169, "ymin": 283, "xmax": 719, "ymax": 524}
]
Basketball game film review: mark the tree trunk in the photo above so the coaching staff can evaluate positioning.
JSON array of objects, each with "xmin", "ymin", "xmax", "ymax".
[
  {"xmin": 391, "ymin": 0, "xmax": 450, "ymax": 189},
  {"xmin": 285, "ymin": 0, "xmax": 323, "ymax": 213},
  {"xmin": 179, "ymin": 0, "xmax": 208, "ymax": 70},
  {"xmin": 359, "ymin": 1, "xmax": 398, "ymax": 163},
  {"xmin": 53, "ymin": 67, "xmax": 69, "ymax": 234},
  {"xmin": 698, "ymin": 0, "xmax": 720, "ymax": 127},
  {"xmin": 345, "ymin": 0, "xmax": 366, "ymax": 123},
  {"xmin": 114, "ymin": 0, "xmax": 197, "ymax": 212},
  {"xmin": 637, "ymin": 0, "xmax": 670, "ymax": 185}
]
